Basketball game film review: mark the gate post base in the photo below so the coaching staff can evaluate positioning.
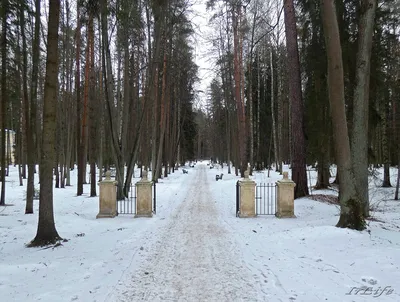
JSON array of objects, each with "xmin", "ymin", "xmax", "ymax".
[
  {"xmin": 275, "ymin": 213, "xmax": 296, "ymax": 219},
  {"xmin": 134, "ymin": 213, "xmax": 153, "ymax": 218},
  {"xmin": 97, "ymin": 212, "xmax": 117, "ymax": 219},
  {"xmin": 238, "ymin": 212, "xmax": 256, "ymax": 218}
]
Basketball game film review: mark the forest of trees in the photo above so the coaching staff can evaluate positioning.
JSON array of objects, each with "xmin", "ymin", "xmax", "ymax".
[
  {"xmin": 202, "ymin": 0, "xmax": 399, "ymax": 229},
  {"xmin": 0, "ymin": 0, "xmax": 399, "ymax": 245},
  {"xmin": 0, "ymin": 0, "xmax": 198, "ymax": 245}
]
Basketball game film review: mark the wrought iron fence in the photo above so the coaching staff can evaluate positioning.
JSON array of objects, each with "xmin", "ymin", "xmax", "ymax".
[
  {"xmin": 117, "ymin": 182, "xmax": 137, "ymax": 215},
  {"xmin": 235, "ymin": 181, "xmax": 277, "ymax": 216},
  {"xmin": 255, "ymin": 183, "xmax": 277, "ymax": 215},
  {"xmin": 116, "ymin": 180, "xmax": 156, "ymax": 215}
]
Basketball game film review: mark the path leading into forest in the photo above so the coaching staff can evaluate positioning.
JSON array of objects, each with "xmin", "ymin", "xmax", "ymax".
[
  {"xmin": 108, "ymin": 164, "xmax": 276, "ymax": 302},
  {"xmin": 3, "ymin": 164, "xmax": 400, "ymax": 302}
]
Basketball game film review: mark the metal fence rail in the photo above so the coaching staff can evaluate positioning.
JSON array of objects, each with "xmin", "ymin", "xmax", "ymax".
[
  {"xmin": 152, "ymin": 182, "xmax": 156, "ymax": 214},
  {"xmin": 236, "ymin": 180, "xmax": 240, "ymax": 217}
]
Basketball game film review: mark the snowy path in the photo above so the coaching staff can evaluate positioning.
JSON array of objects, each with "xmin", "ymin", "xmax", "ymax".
[
  {"xmin": 110, "ymin": 165, "xmax": 268, "ymax": 302},
  {"xmin": 2, "ymin": 163, "xmax": 400, "ymax": 302}
]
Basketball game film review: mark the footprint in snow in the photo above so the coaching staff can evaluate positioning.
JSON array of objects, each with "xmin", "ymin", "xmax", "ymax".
[{"xmin": 361, "ymin": 277, "xmax": 378, "ymax": 285}]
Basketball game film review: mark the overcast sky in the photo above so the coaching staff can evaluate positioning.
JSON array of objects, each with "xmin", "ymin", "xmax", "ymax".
[{"xmin": 190, "ymin": 0, "xmax": 215, "ymax": 110}]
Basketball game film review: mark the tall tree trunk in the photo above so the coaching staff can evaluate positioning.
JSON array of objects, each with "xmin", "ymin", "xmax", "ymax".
[
  {"xmin": 64, "ymin": 0, "xmax": 73, "ymax": 187},
  {"xmin": 256, "ymin": 50, "xmax": 261, "ymax": 170},
  {"xmin": 79, "ymin": 24, "xmax": 91, "ymax": 194},
  {"xmin": 350, "ymin": 0, "xmax": 377, "ymax": 217},
  {"xmin": 100, "ymin": 0, "xmax": 125, "ymax": 199},
  {"xmin": 221, "ymin": 62, "xmax": 231, "ymax": 173},
  {"xmin": 88, "ymin": 13, "xmax": 96, "ymax": 197},
  {"xmin": 29, "ymin": 0, "xmax": 62, "ymax": 246},
  {"xmin": 150, "ymin": 2, "xmax": 165, "ymax": 181},
  {"xmin": 316, "ymin": 105, "xmax": 330, "ymax": 189},
  {"xmin": 176, "ymin": 89, "xmax": 181, "ymax": 166},
  {"xmin": 155, "ymin": 51, "xmax": 168, "ymax": 181},
  {"xmin": 76, "ymin": 1, "xmax": 83, "ymax": 196},
  {"xmin": 270, "ymin": 49, "xmax": 279, "ymax": 172},
  {"xmin": 320, "ymin": 0, "xmax": 365, "ymax": 230},
  {"xmin": 276, "ymin": 47, "xmax": 283, "ymax": 173},
  {"xmin": 232, "ymin": 2, "xmax": 246, "ymax": 176},
  {"xmin": 0, "ymin": 0, "xmax": 8, "ymax": 206},
  {"xmin": 283, "ymin": 0, "xmax": 309, "ymax": 198},
  {"xmin": 55, "ymin": 155, "xmax": 59, "ymax": 188},
  {"xmin": 382, "ymin": 102, "xmax": 391, "ymax": 187},
  {"xmin": 395, "ymin": 155, "xmax": 400, "ymax": 200},
  {"xmin": 19, "ymin": 1, "xmax": 36, "ymax": 213},
  {"xmin": 31, "ymin": 0, "xmax": 40, "ymax": 189}
]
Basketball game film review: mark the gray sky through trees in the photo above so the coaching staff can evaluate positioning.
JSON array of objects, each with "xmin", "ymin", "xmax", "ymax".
[{"xmin": 191, "ymin": 0, "xmax": 214, "ymax": 110}]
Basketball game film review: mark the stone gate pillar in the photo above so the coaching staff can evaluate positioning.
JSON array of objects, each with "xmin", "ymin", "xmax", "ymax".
[
  {"xmin": 135, "ymin": 170, "xmax": 153, "ymax": 218},
  {"xmin": 238, "ymin": 168, "xmax": 256, "ymax": 218},
  {"xmin": 276, "ymin": 172, "xmax": 296, "ymax": 218},
  {"xmin": 96, "ymin": 171, "xmax": 118, "ymax": 218}
]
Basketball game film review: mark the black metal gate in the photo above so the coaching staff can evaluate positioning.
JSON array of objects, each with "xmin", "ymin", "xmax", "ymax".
[
  {"xmin": 152, "ymin": 182, "xmax": 156, "ymax": 214},
  {"xmin": 116, "ymin": 181, "xmax": 157, "ymax": 215},
  {"xmin": 117, "ymin": 182, "xmax": 137, "ymax": 215},
  {"xmin": 255, "ymin": 183, "xmax": 277, "ymax": 215},
  {"xmin": 235, "ymin": 181, "xmax": 277, "ymax": 216}
]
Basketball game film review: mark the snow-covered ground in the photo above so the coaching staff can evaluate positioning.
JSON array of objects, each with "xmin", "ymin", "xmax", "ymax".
[{"xmin": 1, "ymin": 162, "xmax": 400, "ymax": 302}]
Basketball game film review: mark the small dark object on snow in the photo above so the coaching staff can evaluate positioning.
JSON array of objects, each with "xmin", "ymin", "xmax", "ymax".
[
  {"xmin": 183, "ymin": 169, "xmax": 188, "ymax": 174},
  {"xmin": 216, "ymin": 173, "xmax": 223, "ymax": 181},
  {"xmin": 252, "ymin": 230, "xmax": 257, "ymax": 233},
  {"xmin": 76, "ymin": 233, "xmax": 85, "ymax": 237},
  {"xmin": 210, "ymin": 165, "xmax": 214, "ymax": 169}
]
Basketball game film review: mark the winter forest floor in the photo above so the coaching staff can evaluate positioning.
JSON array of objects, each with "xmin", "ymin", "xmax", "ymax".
[{"xmin": 1, "ymin": 162, "xmax": 400, "ymax": 302}]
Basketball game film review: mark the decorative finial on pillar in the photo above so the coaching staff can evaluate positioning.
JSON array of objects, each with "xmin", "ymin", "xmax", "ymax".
[
  {"xmin": 244, "ymin": 167, "xmax": 250, "ymax": 179},
  {"xmin": 283, "ymin": 171, "xmax": 289, "ymax": 180},
  {"xmin": 142, "ymin": 170, "xmax": 148, "ymax": 180},
  {"xmin": 105, "ymin": 170, "xmax": 111, "ymax": 180}
]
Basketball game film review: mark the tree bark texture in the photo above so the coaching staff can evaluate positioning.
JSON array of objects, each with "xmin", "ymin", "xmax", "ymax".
[
  {"xmin": 350, "ymin": 0, "xmax": 377, "ymax": 217},
  {"xmin": 283, "ymin": 0, "xmax": 309, "ymax": 198},
  {"xmin": 321, "ymin": 0, "xmax": 365, "ymax": 230},
  {"xmin": 232, "ymin": 2, "xmax": 246, "ymax": 176},
  {"xmin": 76, "ymin": 1, "xmax": 83, "ymax": 196},
  {"xmin": 29, "ymin": 0, "xmax": 62, "ymax": 246},
  {"xmin": 0, "ymin": 0, "xmax": 8, "ymax": 206}
]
